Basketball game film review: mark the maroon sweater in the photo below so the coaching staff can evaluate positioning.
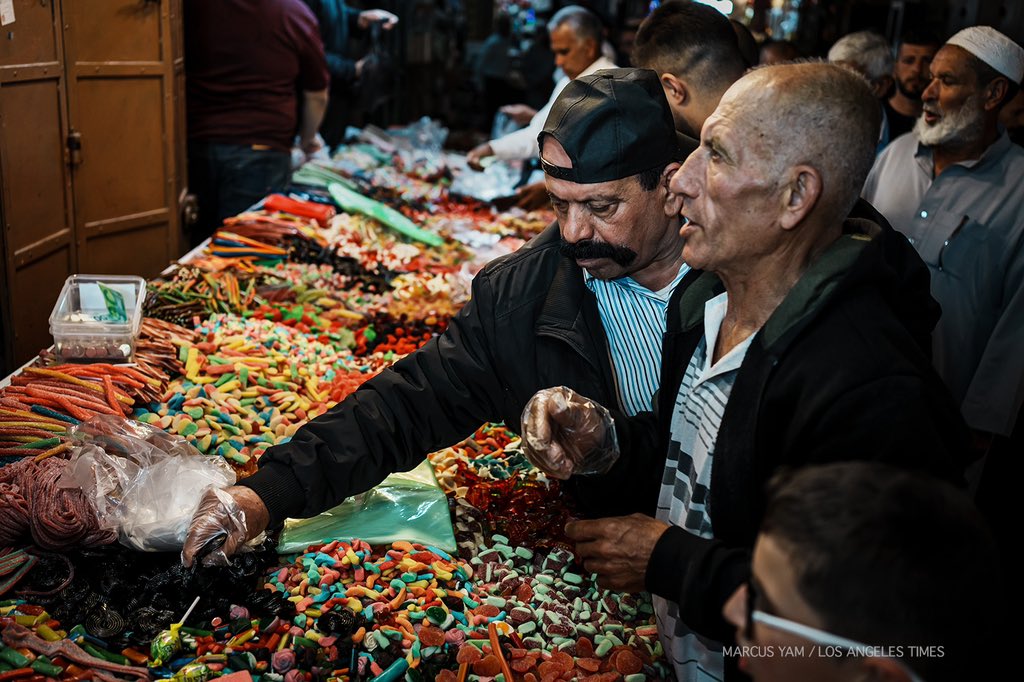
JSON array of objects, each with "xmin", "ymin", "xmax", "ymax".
[{"xmin": 185, "ymin": 0, "xmax": 329, "ymax": 151}]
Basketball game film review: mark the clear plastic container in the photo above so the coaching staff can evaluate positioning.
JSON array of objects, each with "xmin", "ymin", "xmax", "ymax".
[{"xmin": 49, "ymin": 274, "xmax": 146, "ymax": 362}]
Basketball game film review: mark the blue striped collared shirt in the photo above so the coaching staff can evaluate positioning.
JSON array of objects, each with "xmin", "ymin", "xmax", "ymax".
[{"xmin": 584, "ymin": 264, "xmax": 690, "ymax": 415}]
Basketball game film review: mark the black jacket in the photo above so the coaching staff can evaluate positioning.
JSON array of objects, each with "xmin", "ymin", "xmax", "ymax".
[
  {"xmin": 600, "ymin": 217, "xmax": 967, "ymax": 645},
  {"xmin": 243, "ymin": 224, "xmax": 639, "ymax": 525}
]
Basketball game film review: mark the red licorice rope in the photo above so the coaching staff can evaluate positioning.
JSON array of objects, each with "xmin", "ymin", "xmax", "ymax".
[{"xmin": 0, "ymin": 457, "xmax": 115, "ymax": 551}]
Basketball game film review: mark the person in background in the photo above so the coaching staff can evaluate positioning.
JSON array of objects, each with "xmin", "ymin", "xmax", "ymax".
[
  {"xmin": 862, "ymin": 26, "xmax": 1024, "ymax": 457},
  {"xmin": 301, "ymin": 0, "xmax": 398, "ymax": 148},
  {"xmin": 519, "ymin": 23, "xmax": 557, "ymax": 111},
  {"xmin": 827, "ymin": 30, "xmax": 895, "ymax": 152},
  {"xmin": 521, "ymin": 62, "xmax": 965, "ymax": 682},
  {"xmin": 998, "ymin": 87, "xmax": 1024, "ymax": 145},
  {"xmin": 182, "ymin": 69, "xmax": 694, "ymax": 568},
  {"xmin": 465, "ymin": 5, "xmax": 616, "ymax": 209},
  {"xmin": 474, "ymin": 12, "xmax": 514, "ymax": 129},
  {"xmin": 758, "ymin": 39, "xmax": 799, "ymax": 65},
  {"xmin": 184, "ymin": 0, "xmax": 329, "ymax": 248},
  {"xmin": 723, "ymin": 462, "xmax": 1001, "ymax": 681},
  {"xmin": 886, "ymin": 29, "xmax": 942, "ymax": 140},
  {"xmin": 632, "ymin": 0, "xmax": 747, "ymax": 141}
]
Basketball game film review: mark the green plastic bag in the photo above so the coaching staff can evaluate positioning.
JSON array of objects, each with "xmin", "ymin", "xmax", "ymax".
[
  {"xmin": 277, "ymin": 459, "xmax": 456, "ymax": 554},
  {"xmin": 328, "ymin": 182, "xmax": 444, "ymax": 247}
]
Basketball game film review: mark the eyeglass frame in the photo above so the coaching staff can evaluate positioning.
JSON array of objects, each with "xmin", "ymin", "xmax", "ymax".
[{"xmin": 742, "ymin": 578, "xmax": 926, "ymax": 682}]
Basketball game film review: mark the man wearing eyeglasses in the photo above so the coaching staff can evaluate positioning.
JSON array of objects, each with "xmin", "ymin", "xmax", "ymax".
[{"xmin": 722, "ymin": 461, "xmax": 1001, "ymax": 681}]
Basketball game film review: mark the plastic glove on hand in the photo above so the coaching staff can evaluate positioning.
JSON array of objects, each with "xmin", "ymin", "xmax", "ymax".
[
  {"xmin": 181, "ymin": 486, "xmax": 269, "ymax": 567},
  {"xmin": 521, "ymin": 386, "xmax": 619, "ymax": 480}
]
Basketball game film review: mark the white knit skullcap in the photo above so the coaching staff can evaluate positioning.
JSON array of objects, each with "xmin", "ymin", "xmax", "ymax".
[{"xmin": 946, "ymin": 26, "xmax": 1024, "ymax": 84}]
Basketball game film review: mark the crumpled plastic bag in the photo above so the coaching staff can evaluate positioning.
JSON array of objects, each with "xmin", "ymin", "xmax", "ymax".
[
  {"xmin": 59, "ymin": 415, "xmax": 236, "ymax": 552},
  {"xmin": 520, "ymin": 386, "xmax": 620, "ymax": 479},
  {"xmin": 277, "ymin": 459, "xmax": 456, "ymax": 554}
]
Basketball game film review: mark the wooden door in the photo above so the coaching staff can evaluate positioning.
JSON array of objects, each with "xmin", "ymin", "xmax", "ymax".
[
  {"xmin": 0, "ymin": 0, "xmax": 185, "ymax": 372},
  {"xmin": 61, "ymin": 0, "xmax": 183, "ymax": 277},
  {"xmin": 0, "ymin": 0, "xmax": 75, "ymax": 370}
]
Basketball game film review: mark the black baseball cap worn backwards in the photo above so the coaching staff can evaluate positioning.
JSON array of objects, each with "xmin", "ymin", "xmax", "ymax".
[{"xmin": 539, "ymin": 67, "xmax": 687, "ymax": 184}]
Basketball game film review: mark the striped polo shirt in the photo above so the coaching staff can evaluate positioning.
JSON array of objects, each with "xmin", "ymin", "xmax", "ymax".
[
  {"xmin": 584, "ymin": 264, "xmax": 689, "ymax": 416},
  {"xmin": 655, "ymin": 292, "xmax": 757, "ymax": 682}
]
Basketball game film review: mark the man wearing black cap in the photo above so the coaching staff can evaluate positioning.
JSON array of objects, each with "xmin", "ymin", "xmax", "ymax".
[
  {"xmin": 181, "ymin": 69, "xmax": 695, "ymax": 564},
  {"xmin": 522, "ymin": 62, "xmax": 965, "ymax": 680}
]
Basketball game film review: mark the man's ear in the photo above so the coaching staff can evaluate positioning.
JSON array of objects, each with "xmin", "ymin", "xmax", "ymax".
[
  {"xmin": 856, "ymin": 656, "xmax": 918, "ymax": 682},
  {"xmin": 779, "ymin": 165, "xmax": 822, "ymax": 230},
  {"xmin": 661, "ymin": 162, "xmax": 684, "ymax": 216},
  {"xmin": 871, "ymin": 74, "xmax": 894, "ymax": 100},
  {"xmin": 661, "ymin": 73, "xmax": 689, "ymax": 107},
  {"xmin": 983, "ymin": 76, "xmax": 1010, "ymax": 111}
]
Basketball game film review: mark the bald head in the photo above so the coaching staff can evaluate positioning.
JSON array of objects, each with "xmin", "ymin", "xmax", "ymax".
[{"xmin": 720, "ymin": 63, "xmax": 881, "ymax": 223}]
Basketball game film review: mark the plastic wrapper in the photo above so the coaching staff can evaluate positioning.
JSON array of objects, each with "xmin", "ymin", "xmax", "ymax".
[
  {"xmin": 59, "ymin": 415, "xmax": 236, "ymax": 552},
  {"xmin": 181, "ymin": 487, "xmax": 253, "ymax": 567},
  {"xmin": 520, "ymin": 386, "xmax": 620, "ymax": 479},
  {"xmin": 278, "ymin": 459, "xmax": 457, "ymax": 554},
  {"xmin": 449, "ymin": 157, "xmax": 521, "ymax": 202}
]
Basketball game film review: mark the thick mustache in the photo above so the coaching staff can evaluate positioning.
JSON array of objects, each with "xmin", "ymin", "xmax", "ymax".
[{"xmin": 559, "ymin": 238, "xmax": 637, "ymax": 267}]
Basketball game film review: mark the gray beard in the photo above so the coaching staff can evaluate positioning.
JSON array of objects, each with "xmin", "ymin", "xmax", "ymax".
[{"xmin": 914, "ymin": 93, "xmax": 986, "ymax": 147}]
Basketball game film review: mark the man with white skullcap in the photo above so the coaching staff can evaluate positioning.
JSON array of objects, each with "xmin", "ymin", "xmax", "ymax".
[{"xmin": 862, "ymin": 26, "xmax": 1024, "ymax": 468}]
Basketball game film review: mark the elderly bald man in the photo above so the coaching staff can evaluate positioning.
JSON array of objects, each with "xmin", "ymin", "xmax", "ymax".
[{"xmin": 522, "ymin": 62, "xmax": 965, "ymax": 681}]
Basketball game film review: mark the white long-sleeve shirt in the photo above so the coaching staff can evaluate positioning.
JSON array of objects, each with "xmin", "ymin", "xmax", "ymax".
[{"xmin": 489, "ymin": 56, "xmax": 618, "ymax": 161}]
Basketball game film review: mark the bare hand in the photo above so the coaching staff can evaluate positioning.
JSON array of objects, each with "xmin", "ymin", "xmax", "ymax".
[
  {"xmin": 181, "ymin": 486, "xmax": 270, "ymax": 567},
  {"xmin": 358, "ymin": 9, "xmax": 398, "ymax": 30},
  {"xmin": 565, "ymin": 514, "xmax": 670, "ymax": 593},
  {"xmin": 466, "ymin": 143, "xmax": 495, "ymax": 171},
  {"xmin": 499, "ymin": 103, "xmax": 537, "ymax": 125},
  {"xmin": 299, "ymin": 133, "xmax": 324, "ymax": 159},
  {"xmin": 521, "ymin": 386, "xmax": 618, "ymax": 479},
  {"xmin": 514, "ymin": 182, "xmax": 551, "ymax": 210}
]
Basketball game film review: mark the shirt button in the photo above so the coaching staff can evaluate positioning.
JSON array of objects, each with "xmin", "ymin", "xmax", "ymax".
[{"xmin": 920, "ymin": 210, "xmax": 929, "ymax": 218}]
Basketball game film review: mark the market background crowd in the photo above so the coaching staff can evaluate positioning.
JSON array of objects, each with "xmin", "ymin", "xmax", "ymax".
[{"xmin": 181, "ymin": 2, "xmax": 1020, "ymax": 681}]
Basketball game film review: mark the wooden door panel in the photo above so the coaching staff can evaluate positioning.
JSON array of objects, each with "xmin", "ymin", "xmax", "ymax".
[
  {"xmin": 1, "ymin": 79, "xmax": 72, "ymax": 255},
  {"xmin": 73, "ymin": 78, "xmax": 166, "ymax": 222},
  {"xmin": 63, "ymin": 0, "xmax": 180, "ymax": 277},
  {"xmin": 9, "ymin": 247, "xmax": 73, "ymax": 360},
  {"xmin": 63, "ymin": 0, "xmax": 163, "ymax": 63},
  {"xmin": 0, "ymin": 0, "xmax": 74, "ymax": 368},
  {"xmin": 81, "ymin": 222, "xmax": 169, "ymax": 276},
  {"xmin": 0, "ymin": 0, "xmax": 59, "ymax": 66}
]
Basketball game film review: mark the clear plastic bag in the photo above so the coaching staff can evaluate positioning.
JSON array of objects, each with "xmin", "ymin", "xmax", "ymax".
[
  {"xmin": 277, "ymin": 459, "xmax": 456, "ymax": 554},
  {"xmin": 60, "ymin": 415, "xmax": 236, "ymax": 552},
  {"xmin": 520, "ymin": 386, "xmax": 620, "ymax": 479}
]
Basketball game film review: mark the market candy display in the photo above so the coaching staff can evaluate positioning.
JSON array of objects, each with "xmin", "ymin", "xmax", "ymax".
[{"xmin": 0, "ymin": 126, "xmax": 669, "ymax": 680}]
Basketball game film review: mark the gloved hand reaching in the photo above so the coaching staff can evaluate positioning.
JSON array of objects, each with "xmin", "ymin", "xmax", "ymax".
[
  {"xmin": 181, "ymin": 486, "xmax": 270, "ymax": 567},
  {"xmin": 520, "ymin": 386, "xmax": 619, "ymax": 479}
]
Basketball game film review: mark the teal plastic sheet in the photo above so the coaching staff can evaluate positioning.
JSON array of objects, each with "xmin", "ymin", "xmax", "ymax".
[
  {"xmin": 277, "ymin": 459, "xmax": 456, "ymax": 554},
  {"xmin": 328, "ymin": 182, "xmax": 444, "ymax": 247}
]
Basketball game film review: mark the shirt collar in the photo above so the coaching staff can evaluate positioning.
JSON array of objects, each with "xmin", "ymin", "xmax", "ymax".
[
  {"xmin": 584, "ymin": 263, "xmax": 689, "ymax": 301},
  {"xmin": 699, "ymin": 292, "xmax": 757, "ymax": 382},
  {"xmin": 914, "ymin": 131, "xmax": 1013, "ymax": 176},
  {"xmin": 579, "ymin": 55, "xmax": 618, "ymax": 79}
]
